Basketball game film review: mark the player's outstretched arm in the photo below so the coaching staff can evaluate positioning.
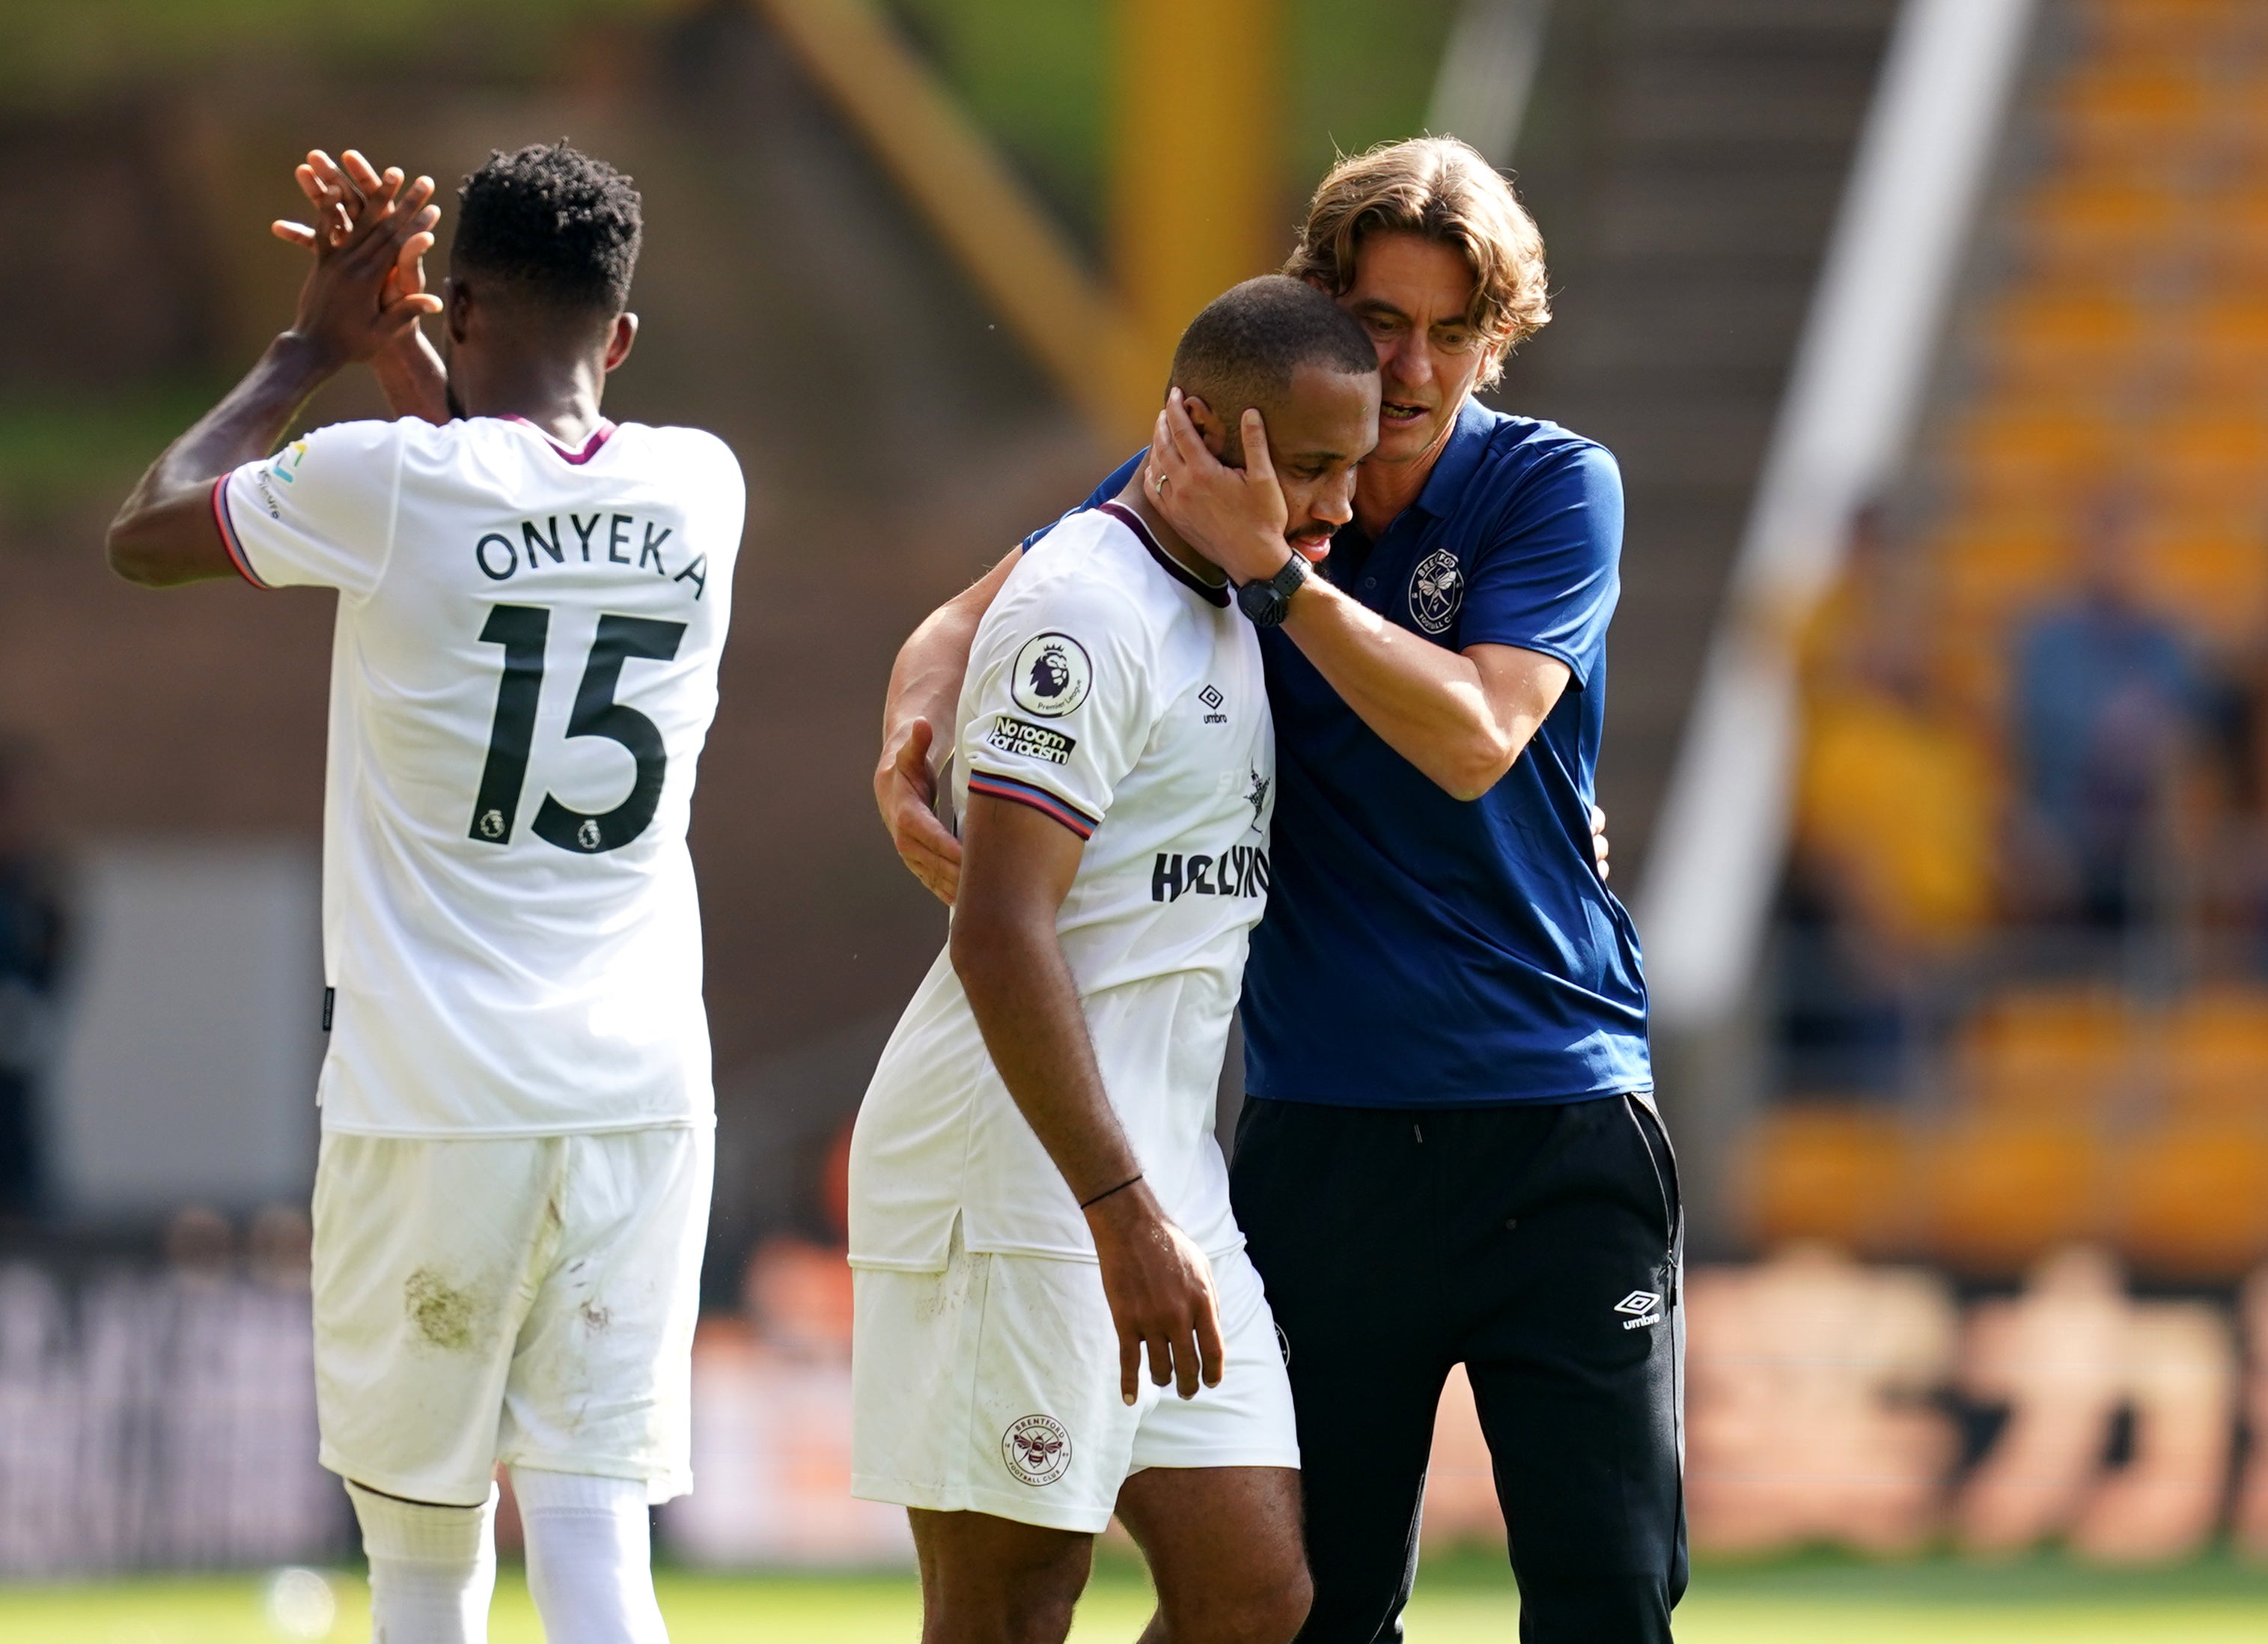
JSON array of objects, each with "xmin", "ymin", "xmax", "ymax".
[
  {"xmin": 874, "ymin": 549, "xmax": 1022, "ymax": 904},
  {"xmin": 107, "ymin": 178, "xmax": 439, "ymax": 586},
  {"xmin": 950, "ymin": 792, "xmax": 1225, "ymax": 1404},
  {"xmin": 274, "ymin": 150, "xmax": 450, "ymax": 425}
]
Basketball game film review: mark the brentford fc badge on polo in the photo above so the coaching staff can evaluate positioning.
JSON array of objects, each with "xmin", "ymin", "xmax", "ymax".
[
  {"xmin": 1409, "ymin": 548, "xmax": 1465, "ymax": 635},
  {"xmin": 1002, "ymin": 1413, "xmax": 1072, "ymax": 1485}
]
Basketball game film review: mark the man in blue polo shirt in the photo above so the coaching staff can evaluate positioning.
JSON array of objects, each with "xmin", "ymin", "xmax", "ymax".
[{"xmin": 877, "ymin": 138, "xmax": 1677, "ymax": 1643}]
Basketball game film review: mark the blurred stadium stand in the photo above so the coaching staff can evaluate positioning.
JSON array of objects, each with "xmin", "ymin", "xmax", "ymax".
[
  {"xmin": 0, "ymin": 1208, "xmax": 343, "ymax": 1576},
  {"xmin": 1746, "ymin": 0, "xmax": 2268, "ymax": 1285},
  {"xmin": 1501, "ymin": 0, "xmax": 1900, "ymax": 876}
]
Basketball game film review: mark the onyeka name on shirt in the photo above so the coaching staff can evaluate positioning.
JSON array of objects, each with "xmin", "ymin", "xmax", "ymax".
[
  {"xmin": 473, "ymin": 512, "xmax": 710, "ymax": 599},
  {"xmin": 1153, "ymin": 845, "xmax": 1269, "ymax": 904}
]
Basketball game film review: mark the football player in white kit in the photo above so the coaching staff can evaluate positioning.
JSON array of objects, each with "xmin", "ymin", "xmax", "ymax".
[
  {"xmin": 106, "ymin": 144, "xmax": 741, "ymax": 1644},
  {"xmin": 850, "ymin": 278, "xmax": 1379, "ymax": 1643}
]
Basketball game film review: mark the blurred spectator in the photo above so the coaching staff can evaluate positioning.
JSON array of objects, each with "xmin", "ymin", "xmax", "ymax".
[
  {"xmin": 163, "ymin": 1205, "xmax": 236, "ymax": 1284},
  {"xmin": 740, "ymin": 1236, "xmax": 853, "ymax": 1360},
  {"xmin": 1799, "ymin": 682, "xmax": 1998, "ymax": 952},
  {"xmin": 1781, "ymin": 507, "xmax": 1996, "ymax": 1095},
  {"xmin": 248, "ymin": 1204, "xmax": 313, "ymax": 1291},
  {"xmin": 2009, "ymin": 496, "xmax": 2202, "ymax": 932},
  {"xmin": 2193, "ymin": 629, "xmax": 2268, "ymax": 948},
  {"xmin": 0, "ymin": 738, "xmax": 68, "ymax": 1222},
  {"xmin": 739, "ymin": 1118, "xmax": 854, "ymax": 1360},
  {"xmin": 817, "ymin": 1117, "xmax": 852, "ymax": 1242}
]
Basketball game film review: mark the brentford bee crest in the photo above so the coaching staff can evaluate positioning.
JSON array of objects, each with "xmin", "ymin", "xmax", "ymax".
[
  {"xmin": 1010, "ymin": 633, "xmax": 1093, "ymax": 718},
  {"xmin": 1002, "ymin": 1413, "xmax": 1072, "ymax": 1485},
  {"xmin": 1408, "ymin": 548, "xmax": 1465, "ymax": 635}
]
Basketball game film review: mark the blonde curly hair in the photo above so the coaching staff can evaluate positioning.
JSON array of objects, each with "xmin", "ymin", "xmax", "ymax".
[{"xmin": 1282, "ymin": 137, "xmax": 1551, "ymax": 389}]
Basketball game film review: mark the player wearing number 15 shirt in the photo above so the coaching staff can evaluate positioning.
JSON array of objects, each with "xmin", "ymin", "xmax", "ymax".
[
  {"xmin": 108, "ymin": 144, "xmax": 740, "ymax": 1644},
  {"xmin": 219, "ymin": 405, "xmax": 739, "ymax": 1138}
]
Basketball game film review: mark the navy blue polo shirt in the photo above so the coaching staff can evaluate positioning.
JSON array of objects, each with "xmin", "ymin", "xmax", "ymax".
[{"xmin": 1025, "ymin": 398, "xmax": 1650, "ymax": 1106}]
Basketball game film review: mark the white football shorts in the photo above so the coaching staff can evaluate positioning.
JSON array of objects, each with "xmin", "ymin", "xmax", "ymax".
[
  {"xmin": 850, "ymin": 1229, "xmax": 1299, "ymax": 1532},
  {"xmin": 310, "ymin": 1124, "xmax": 712, "ymax": 1507}
]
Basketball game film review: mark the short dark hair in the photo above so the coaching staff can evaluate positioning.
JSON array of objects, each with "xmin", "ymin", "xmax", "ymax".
[
  {"xmin": 451, "ymin": 141, "xmax": 641, "ymax": 314},
  {"xmin": 1168, "ymin": 275, "xmax": 1377, "ymax": 422}
]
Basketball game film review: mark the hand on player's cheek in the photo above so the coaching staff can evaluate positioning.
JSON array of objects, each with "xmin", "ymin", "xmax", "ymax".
[{"xmin": 1147, "ymin": 392, "xmax": 1293, "ymax": 585}]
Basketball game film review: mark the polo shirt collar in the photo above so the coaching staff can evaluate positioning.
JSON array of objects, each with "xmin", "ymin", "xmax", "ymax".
[{"xmin": 1406, "ymin": 397, "xmax": 1495, "ymax": 522}]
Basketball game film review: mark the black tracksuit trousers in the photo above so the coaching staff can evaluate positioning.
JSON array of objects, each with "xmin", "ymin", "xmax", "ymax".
[{"xmin": 1229, "ymin": 1093, "xmax": 1686, "ymax": 1644}]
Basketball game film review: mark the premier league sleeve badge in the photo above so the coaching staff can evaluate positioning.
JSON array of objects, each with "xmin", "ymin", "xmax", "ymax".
[{"xmin": 1011, "ymin": 633, "xmax": 1094, "ymax": 717}]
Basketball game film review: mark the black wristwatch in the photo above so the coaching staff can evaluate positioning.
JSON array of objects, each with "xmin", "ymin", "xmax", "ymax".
[{"xmin": 1236, "ymin": 552, "xmax": 1309, "ymax": 628}]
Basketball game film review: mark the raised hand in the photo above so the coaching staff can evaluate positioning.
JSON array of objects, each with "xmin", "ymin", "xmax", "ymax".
[
  {"xmin": 270, "ymin": 156, "xmax": 350, "ymax": 251},
  {"xmin": 273, "ymin": 150, "xmax": 433, "ymax": 308},
  {"xmin": 271, "ymin": 148, "xmax": 357, "ymax": 249},
  {"xmin": 273, "ymin": 148, "xmax": 451, "ymax": 423},
  {"xmin": 1145, "ymin": 387, "xmax": 1301, "ymax": 585},
  {"xmin": 108, "ymin": 156, "xmax": 437, "ymax": 585},
  {"xmin": 287, "ymin": 172, "xmax": 441, "ymax": 370}
]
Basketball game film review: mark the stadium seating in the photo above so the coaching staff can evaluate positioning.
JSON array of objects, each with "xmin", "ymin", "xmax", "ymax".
[
  {"xmin": 1923, "ymin": 1115, "xmax": 2107, "ymax": 1273},
  {"xmin": 1743, "ymin": 1106, "xmax": 1912, "ymax": 1255},
  {"xmin": 2164, "ymin": 988, "xmax": 2268, "ymax": 1115},
  {"xmin": 1955, "ymin": 989, "xmax": 2137, "ymax": 1114},
  {"xmin": 1753, "ymin": 0, "xmax": 2268, "ymax": 1276},
  {"xmin": 1984, "ymin": 287, "xmax": 2150, "ymax": 389},
  {"xmin": 2115, "ymin": 1120, "xmax": 2268, "ymax": 1276}
]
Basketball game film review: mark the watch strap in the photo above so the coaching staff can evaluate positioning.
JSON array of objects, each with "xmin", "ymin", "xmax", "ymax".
[{"xmin": 1237, "ymin": 552, "xmax": 1308, "ymax": 627}]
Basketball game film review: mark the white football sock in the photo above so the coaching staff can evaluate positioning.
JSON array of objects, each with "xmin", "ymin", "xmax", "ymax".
[
  {"xmin": 511, "ymin": 1465, "xmax": 669, "ymax": 1644},
  {"xmin": 346, "ymin": 1480, "xmax": 498, "ymax": 1644}
]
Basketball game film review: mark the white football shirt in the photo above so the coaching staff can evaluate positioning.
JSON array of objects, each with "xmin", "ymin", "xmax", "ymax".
[
  {"xmin": 215, "ymin": 415, "xmax": 743, "ymax": 1136},
  {"xmin": 849, "ymin": 502, "xmax": 1275, "ymax": 1268}
]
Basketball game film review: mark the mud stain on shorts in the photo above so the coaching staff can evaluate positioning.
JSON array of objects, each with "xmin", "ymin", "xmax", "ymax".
[
  {"xmin": 404, "ymin": 1267, "xmax": 481, "ymax": 1351},
  {"xmin": 579, "ymin": 1300, "xmax": 612, "ymax": 1333}
]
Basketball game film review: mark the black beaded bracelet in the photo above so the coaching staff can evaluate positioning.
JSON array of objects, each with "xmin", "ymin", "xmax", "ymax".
[{"xmin": 1079, "ymin": 1173, "xmax": 1144, "ymax": 1211}]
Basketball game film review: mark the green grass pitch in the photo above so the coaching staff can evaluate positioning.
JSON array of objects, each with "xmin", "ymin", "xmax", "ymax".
[{"xmin": 5, "ymin": 1554, "xmax": 2267, "ymax": 1641}]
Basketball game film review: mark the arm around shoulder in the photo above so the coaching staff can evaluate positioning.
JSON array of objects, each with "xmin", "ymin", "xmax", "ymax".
[{"xmin": 874, "ymin": 545, "xmax": 1024, "ymax": 905}]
